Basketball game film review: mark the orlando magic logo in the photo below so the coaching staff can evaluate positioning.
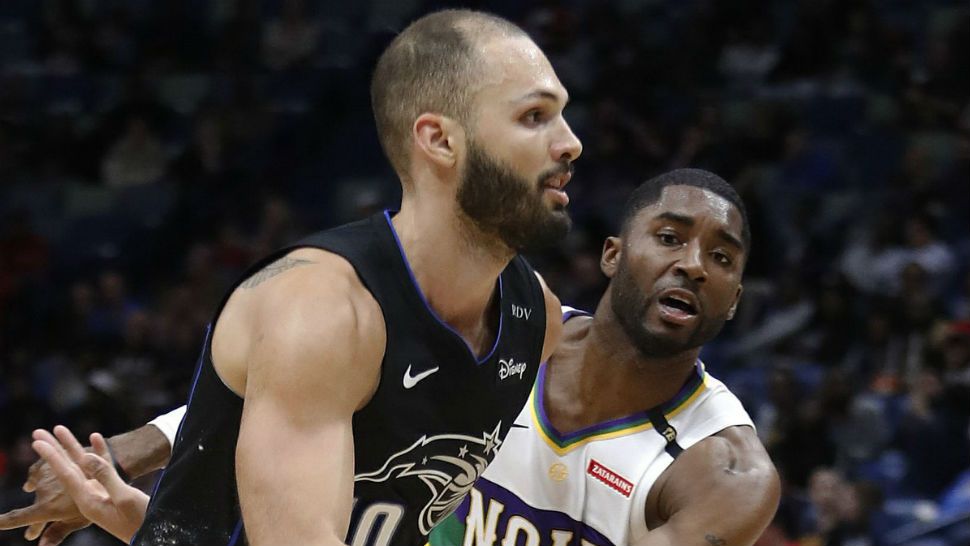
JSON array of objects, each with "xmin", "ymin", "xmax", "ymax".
[{"xmin": 355, "ymin": 422, "xmax": 504, "ymax": 535}]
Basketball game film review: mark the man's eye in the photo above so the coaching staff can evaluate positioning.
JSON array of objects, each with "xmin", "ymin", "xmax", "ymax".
[
  {"xmin": 712, "ymin": 251, "xmax": 733, "ymax": 266},
  {"xmin": 523, "ymin": 110, "xmax": 543, "ymax": 125},
  {"xmin": 658, "ymin": 233, "xmax": 680, "ymax": 246}
]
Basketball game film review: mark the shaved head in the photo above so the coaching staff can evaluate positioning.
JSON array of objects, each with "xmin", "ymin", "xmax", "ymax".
[{"xmin": 370, "ymin": 10, "xmax": 530, "ymax": 178}]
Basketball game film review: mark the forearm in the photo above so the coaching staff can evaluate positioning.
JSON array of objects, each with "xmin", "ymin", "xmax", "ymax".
[{"xmin": 106, "ymin": 425, "xmax": 172, "ymax": 479}]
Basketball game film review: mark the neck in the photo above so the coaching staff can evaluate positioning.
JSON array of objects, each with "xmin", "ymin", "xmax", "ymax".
[
  {"xmin": 567, "ymin": 293, "xmax": 701, "ymax": 424},
  {"xmin": 392, "ymin": 194, "xmax": 513, "ymax": 349}
]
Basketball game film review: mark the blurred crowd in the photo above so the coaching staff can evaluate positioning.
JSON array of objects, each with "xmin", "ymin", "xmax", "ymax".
[{"xmin": 1, "ymin": 0, "xmax": 968, "ymax": 545}]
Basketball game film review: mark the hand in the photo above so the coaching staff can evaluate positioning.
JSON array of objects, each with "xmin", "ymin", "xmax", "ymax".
[
  {"xmin": 30, "ymin": 426, "xmax": 150, "ymax": 544},
  {"xmin": 0, "ymin": 434, "xmax": 92, "ymax": 546}
]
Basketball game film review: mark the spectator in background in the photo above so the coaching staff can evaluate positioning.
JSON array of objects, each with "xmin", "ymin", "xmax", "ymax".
[
  {"xmin": 804, "ymin": 279, "xmax": 857, "ymax": 365},
  {"xmin": 899, "ymin": 214, "xmax": 957, "ymax": 295},
  {"xmin": 249, "ymin": 197, "xmax": 300, "ymax": 257},
  {"xmin": 843, "ymin": 307, "xmax": 906, "ymax": 392},
  {"xmin": 101, "ymin": 116, "xmax": 168, "ymax": 188},
  {"xmin": 950, "ymin": 271, "xmax": 970, "ymax": 320},
  {"xmin": 261, "ymin": 0, "xmax": 320, "ymax": 70},
  {"xmin": 0, "ymin": 211, "xmax": 50, "ymax": 288},
  {"xmin": 801, "ymin": 468, "xmax": 846, "ymax": 540},
  {"xmin": 796, "ymin": 468, "xmax": 886, "ymax": 546},
  {"xmin": 759, "ymin": 366, "xmax": 837, "ymax": 489},
  {"xmin": 726, "ymin": 270, "xmax": 815, "ymax": 362},
  {"xmin": 57, "ymin": 281, "xmax": 97, "ymax": 349},
  {"xmin": 756, "ymin": 365, "xmax": 802, "ymax": 449},
  {"xmin": 86, "ymin": 271, "xmax": 141, "ymax": 349},
  {"xmin": 937, "ymin": 321, "xmax": 970, "ymax": 420},
  {"xmin": 172, "ymin": 113, "xmax": 230, "ymax": 189},
  {"xmin": 0, "ymin": 211, "xmax": 50, "ymax": 325},
  {"xmin": 897, "ymin": 368, "xmax": 970, "ymax": 497},
  {"xmin": 822, "ymin": 369, "xmax": 892, "ymax": 471},
  {"xmin": 892, "ymin": 261, "xmax": 949, "ymax": 382},
  {"xmin": 849, "ymin": 212, "xmax": 957, "ymax": 300},
  {"xmin": 91, "ymin": 7, "xmax": 138, "ymax": 69}
]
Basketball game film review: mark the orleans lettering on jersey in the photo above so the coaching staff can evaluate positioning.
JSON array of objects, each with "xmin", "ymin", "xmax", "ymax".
[{"xmin": 437, "ymin": 480, "xmax": 615, "ymax": 546}]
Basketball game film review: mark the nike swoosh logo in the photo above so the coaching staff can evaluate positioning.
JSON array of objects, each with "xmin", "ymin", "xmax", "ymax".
[
  {"xmin": 403, "ymin": 365, "xmax": 440, "ymax": 389},
  {"xmin": 510, "ymin": 423, "xmax": 529, "ymax": 429}
]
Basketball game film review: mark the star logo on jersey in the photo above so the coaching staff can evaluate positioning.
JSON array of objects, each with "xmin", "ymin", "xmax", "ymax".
[{"xmin": 355, "ymin": 423, "xmax": 504, "ymax": 535}]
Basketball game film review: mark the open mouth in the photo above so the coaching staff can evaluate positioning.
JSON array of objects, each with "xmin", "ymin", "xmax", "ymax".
[
  {"xmin": 656, "ymin": 288, "xmax": 700, "ymax": 325},
  {"xmin": 659, "ymin": 295, "xmax": 697, "ymax": 316}
]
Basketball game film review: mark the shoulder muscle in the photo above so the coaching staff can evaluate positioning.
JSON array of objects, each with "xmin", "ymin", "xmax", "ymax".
[{"xmin": 643, "ymin": 426, "xmax": 780, "ymax": 546}]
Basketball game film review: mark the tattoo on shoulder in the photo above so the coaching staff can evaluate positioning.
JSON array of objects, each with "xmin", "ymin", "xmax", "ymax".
[
  {"xmin": 240, "ymin": 257, "xmax": 315, "ymax": 289},
  {"xmin": 705, "ymin": 534, "xmax": 727, "ymax": 546}
]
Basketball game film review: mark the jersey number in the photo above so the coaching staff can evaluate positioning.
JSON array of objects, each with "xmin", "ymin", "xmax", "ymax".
[{"xmin": 350, "ymin": 502, "xmax": 405, "ymax": 546}]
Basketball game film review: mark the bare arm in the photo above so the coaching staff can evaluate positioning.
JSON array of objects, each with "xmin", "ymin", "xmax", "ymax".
[
  {"xmin": 234, "ymin": 260, "xmax": 385, "ymax": 546},
  {"xmin": 105, "ymin": 423, "xmax": 172, "ymax": 479},
  {"xmin": 638, "ymin": 426, "xmax": 780, "ymax": 546},
  {"xmin": 535, "ymin": 272, "xmax": 564, "ymax": 363}
]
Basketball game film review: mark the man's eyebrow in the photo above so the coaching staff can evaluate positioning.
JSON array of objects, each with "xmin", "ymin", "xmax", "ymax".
[
  {"xmin": 657, "ymin": 212, "xmax": 745, "ymax": 250},
  {"xmin": 657, "ymin": 211, "xmax": 695, "ymax": 226},
  {"xmin": 717, "ymin": 229, "xmax": 744, "ymax": 251},
  {"xmin": 514, "ymin": 89, "xmax": 569, "ymax": 105}
]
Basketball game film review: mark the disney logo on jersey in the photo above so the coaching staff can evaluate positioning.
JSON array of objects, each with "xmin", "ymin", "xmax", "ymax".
[
  {"xmin": 498, "ymin": 358, "xmax": 528, "ymax": 381},
  {"xmin": 355, "ymin": 423, "xmax": 504, "ymax": 535}
]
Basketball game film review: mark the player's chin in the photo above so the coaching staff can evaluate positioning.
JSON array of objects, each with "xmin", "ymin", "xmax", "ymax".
[
  {"xmin": 641, "ymin": 314, "xmax": 698, "ymax": 347},
  {"xmin": 543, "ymin": 209, "xmax": 572, "ymax": 236}
]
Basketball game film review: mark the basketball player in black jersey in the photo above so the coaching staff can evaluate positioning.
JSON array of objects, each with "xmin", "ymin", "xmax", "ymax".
[{"xmin": 0, "ymin": 9, "xmax": 581, "ymax": 546}]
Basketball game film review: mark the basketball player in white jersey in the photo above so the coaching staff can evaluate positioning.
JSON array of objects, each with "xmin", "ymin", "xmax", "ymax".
[
  {"xmin": 428, "ymin": 169, "xmax": 780, "ymax": 546},
  {"xmin": 6, "ymin": 169, "xmax": 778, "ymax": 546}
]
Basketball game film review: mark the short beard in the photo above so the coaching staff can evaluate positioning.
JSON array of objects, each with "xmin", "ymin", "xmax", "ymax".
[
  {"xmin": 609, "ymin": 257, "xmax": 728, "ymax": 359},
  {"xmin": 457, "ymin": 141, "xmax": 571, "ymax": 252}
]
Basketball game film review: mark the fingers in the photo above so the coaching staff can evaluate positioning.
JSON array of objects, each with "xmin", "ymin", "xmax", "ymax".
[
  {"xmin": 31, "ymin": 440, "xmax": 87, "ymax": 500},
  {"xmin": 89, "ymin": 433, "xmax": 112, "ymax": 465},
  {"xmin": 39, "ymin": 519, "xmax": 90, "ymax": 546},
  {"xmin": 26, "ymin": 522, "xmax": 46, "ymax": 540},
  {"xmin": 80, "ymin": 453, "xmax": 127, "ymax": 499},
  {"xmin": 0, "ymin": 504, "xmax": 50, "ymax": 529},
  {"xmin": 52, "ymin": 426, "xmax": 88, "ymax": 466},
  {"xmin": 24, "ymin": 458, "xmax": 45, "ymax": 493}
]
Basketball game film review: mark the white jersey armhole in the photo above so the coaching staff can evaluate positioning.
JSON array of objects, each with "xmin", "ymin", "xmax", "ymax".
[{"xmin": 147, "ymin": 405, "xmax": 187, "ymax": 450}]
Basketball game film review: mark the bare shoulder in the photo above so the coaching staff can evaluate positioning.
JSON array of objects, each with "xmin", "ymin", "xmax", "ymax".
[
  {"xmin": 534, "ymin": 271, "xmax": 563, "ymax": 363},
  {"xmin": 247, "ymin": 248, "xmax": 382, "ymax": 325},
  {"xmin": 662, "ymin": 425, "xmax": 778, "ymax": 512},
  {"xmin": 643, "ymin": 425, "xmax": 779, "ymax": 546},
  {"xmin": 214, "ymin": 247, "xmax": 386, "ymax": 403},
  {"xmin": 686, "ymin": 426, "xmax": 776, "ymax": 477}
]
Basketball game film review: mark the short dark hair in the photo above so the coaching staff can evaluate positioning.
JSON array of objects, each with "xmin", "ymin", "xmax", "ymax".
[
  {"xmin": 619, "ymin": 168, "xmax": 751, "ymax": 250},
  {"xmin": 370, "ymin": 10, "xmax": 528, "ymax": 179}
]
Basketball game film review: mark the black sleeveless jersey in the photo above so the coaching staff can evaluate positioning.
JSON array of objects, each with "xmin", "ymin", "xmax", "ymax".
[{"xmin": 132, "ymin": 211, "xmax": 547, "ymax": 546}]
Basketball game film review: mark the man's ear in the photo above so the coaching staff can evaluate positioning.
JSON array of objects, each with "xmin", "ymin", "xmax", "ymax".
[
  {"xmin": 600, "ymin": 236, "xmax": 622, "ymax": 278},
  {"xmin": 413, "ymin": 113, "xmax": 463, "ymax": 168},
  {"xmin": 727, "ymin": 284, "xmax": 743, "ymax": 320}
]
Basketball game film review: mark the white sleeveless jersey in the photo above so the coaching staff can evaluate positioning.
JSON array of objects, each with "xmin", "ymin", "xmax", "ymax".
[{"xmin": 429, "ymin": 307, "xmax": 755, "ymax": 546}]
